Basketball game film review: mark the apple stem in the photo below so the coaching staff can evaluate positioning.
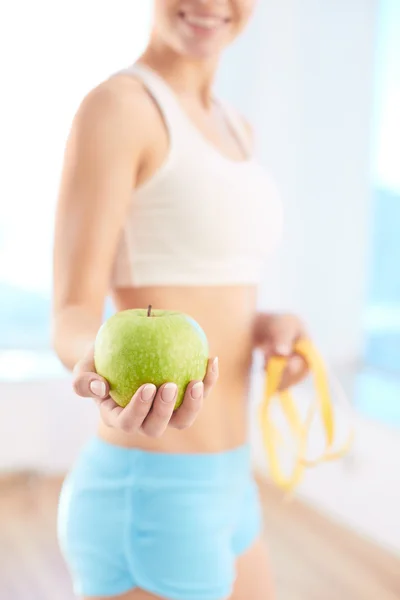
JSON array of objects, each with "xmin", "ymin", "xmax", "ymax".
[{"xmin": 147, "ymin": 305, "xmax": 152, "ymax": 317}]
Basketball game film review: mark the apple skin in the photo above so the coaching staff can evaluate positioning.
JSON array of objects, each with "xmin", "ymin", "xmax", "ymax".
[{"xmin": 93, "ymin": 308, "xmax": 209, "ymax": 409}]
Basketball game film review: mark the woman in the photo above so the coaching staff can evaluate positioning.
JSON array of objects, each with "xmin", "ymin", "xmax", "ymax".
[{"xmin": 53, "ymin": 1, "xmax": 308, "ymax": 599}]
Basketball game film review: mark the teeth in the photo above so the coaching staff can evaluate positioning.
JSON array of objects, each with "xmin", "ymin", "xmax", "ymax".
[{"xmin": 184, "ymin": 15, "xmax": 223, "ymax": 29}]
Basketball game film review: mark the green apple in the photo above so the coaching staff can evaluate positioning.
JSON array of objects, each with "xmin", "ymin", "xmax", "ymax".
[{"xmin": 93, "ymin": 306, "xmax": 209, "ymax": 409}]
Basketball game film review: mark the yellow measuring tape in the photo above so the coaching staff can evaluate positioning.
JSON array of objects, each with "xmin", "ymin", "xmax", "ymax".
[{"xmin": 259, "ymin": 338, "xmax": 354, "ymax": 492}]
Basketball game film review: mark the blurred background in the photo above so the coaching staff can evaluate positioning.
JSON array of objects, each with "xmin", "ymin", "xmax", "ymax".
[{"xmin": 0, "ymin": 1, "xmax": 399, "ymax": 599}]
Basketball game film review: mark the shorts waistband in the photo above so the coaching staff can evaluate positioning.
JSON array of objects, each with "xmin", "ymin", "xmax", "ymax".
[{"xmin": 83, "ymin": 435, "xmax": 251, "ymax": 483}]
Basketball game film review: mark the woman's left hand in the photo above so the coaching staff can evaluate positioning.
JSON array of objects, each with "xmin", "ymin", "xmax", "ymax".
[{"xmin": 253, "ymin": 313, "xmax": 310, "ymax": 390}]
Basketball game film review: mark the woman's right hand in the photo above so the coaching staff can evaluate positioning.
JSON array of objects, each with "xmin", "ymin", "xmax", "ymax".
[{"xmin": 72, "ymin": 344, "xmax": 219, "ymax": 437}]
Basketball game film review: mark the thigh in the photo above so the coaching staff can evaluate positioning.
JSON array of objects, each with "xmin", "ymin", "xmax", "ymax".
[
  {"xmin": 230, "ymin": 538, "xmax": 276, "ymax": 600},
  {"xmin": 83, "ymin": 540, "xmax": 276, "ymax": 600}
]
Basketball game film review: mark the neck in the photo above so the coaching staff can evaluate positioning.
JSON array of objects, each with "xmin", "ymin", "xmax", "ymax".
[{"xmin": 138, "ymin": 40, "xmax": 220, "ymax": 108}]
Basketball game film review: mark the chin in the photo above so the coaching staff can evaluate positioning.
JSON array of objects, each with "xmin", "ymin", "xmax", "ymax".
[
  {"xmin": 173, "ymin": 31, "xmax": 234, "ymax": 60},
  {"xmin": 178, "ymin": 40, "xmax": 226, "ymax": 60}
]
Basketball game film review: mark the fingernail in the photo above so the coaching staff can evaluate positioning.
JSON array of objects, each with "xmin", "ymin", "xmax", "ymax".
[
  {"xmin": 161, "ymin": 383, "xmax": 177, "ymax": 403},
  {"xmin": 275, "ymin": 344, "xmax": 291, "ymax": 356},
  {"xmin": 191, "ymin": 381, "xmax": 204, "ymax": 399},
  {"xmin": 141, "ymin": 384, "xmax": 157, "ymax": 402},
  {"xmin": 90, "ymin": 380, "xmax": 106, "ymax": 397},
  {"xmin": 212, "ymin": 357, "xmax": 219, "ymax": 373}
]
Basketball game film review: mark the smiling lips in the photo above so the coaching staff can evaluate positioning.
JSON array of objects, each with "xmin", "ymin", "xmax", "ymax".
[{"xmin": 178, "ymin": 11, "xmax": 230, "ymax": 33}]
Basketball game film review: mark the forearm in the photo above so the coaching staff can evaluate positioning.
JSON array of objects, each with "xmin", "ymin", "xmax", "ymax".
[{"xmin": 52, "ymin": 304, "xmax": 102, "ymax": 371}]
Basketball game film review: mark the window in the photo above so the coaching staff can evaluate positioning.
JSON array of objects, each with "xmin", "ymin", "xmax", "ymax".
[
  {"xmin": 0, "ymin": 3, "xmax": 152, "ymax": 376},
  {"xmin": 358, "ymin": 0, "xmax": 400, "ymax": 425},
  {"xmin": 364, "ymin": 0, "xmax": 400, "ymax": 373}
]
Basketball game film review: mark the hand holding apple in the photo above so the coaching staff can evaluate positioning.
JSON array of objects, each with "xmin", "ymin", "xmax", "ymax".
[{"xmin": 72, "ymin": 306, "xmax": 218, "ymax": 437}]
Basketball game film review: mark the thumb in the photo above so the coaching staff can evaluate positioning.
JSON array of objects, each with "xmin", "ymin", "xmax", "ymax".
[{"xmin": 72, "ymin": 343, "xmax": 110, "ymax": 400}]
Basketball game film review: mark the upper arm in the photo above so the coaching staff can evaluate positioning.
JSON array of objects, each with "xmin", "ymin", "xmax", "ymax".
[{"xmin": 52, "ymin": 80, "xmax": 146, "ymax": 320}]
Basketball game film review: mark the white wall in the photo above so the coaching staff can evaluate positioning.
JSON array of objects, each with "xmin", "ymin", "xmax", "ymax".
[
  {"xmin": 0, "ymin": 377, "xmax": 97, "ymax": 474},
  {"xmin": 374, "ymin": 0, "xmax": 400, "ymax": 193},
  {"xmin": 216, "ymin": 0, "xmax": 378, "ymax": 366}
]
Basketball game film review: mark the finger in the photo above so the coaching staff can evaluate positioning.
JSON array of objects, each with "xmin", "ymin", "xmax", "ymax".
[
  {"xmin": 203, "ymin": 357, "xmax": 219, "ymax": 398},
  {"xmin": 72, "ymin": 342, "xmax": 96, "ymax": 375},
  {"xmin": 98, "ymin": 397, "xmax": 124, "ymax": 427},
  {"xmin": 72, "ymin": 371, "xmax": 110, "ymax": 400},
  {"xmin": 270, "ymin": 317, "xmax": 307, "ymax": 357},
  {"xmin": 260, "ymin": 341, "xmax": 275, "ymax": 367},
  {"xmin": 169, "ymin": 380, "xmax": 204, "ymax": 430},
  {"xmin": 72, "ymin": 342, "xmax": 110, "ymax": 400},
  {"xmin": 113, "ymin": 384, "xmax": 157, "ymax": 433},
  {"xmin": 278, "ymin": 355, "xmax": 309, "ymax": 391},
  {"xmin": 140, "ymin": 383, "xmax": 177, "ymax": 438}
]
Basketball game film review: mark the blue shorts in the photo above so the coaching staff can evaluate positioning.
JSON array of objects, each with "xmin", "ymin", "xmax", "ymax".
[{"xmin": 57, "ymin": 437, "xmax": 262, "ymax": 600}]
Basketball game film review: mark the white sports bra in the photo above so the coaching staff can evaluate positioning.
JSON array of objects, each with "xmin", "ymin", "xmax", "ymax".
[{"xmin": 110, "ymin": 63, "xmax": 283, "ymax": 288}]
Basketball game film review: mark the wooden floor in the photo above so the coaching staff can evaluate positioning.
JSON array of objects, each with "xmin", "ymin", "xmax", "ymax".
[{"xmin": 0, "ymin": 473, "xmax": 399, "ymax": 600}]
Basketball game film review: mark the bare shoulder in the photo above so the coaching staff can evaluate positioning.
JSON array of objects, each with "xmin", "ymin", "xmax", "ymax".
[{"xmin": 71, "ymin": 72, "xmax": 156, "ymax": 145}]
